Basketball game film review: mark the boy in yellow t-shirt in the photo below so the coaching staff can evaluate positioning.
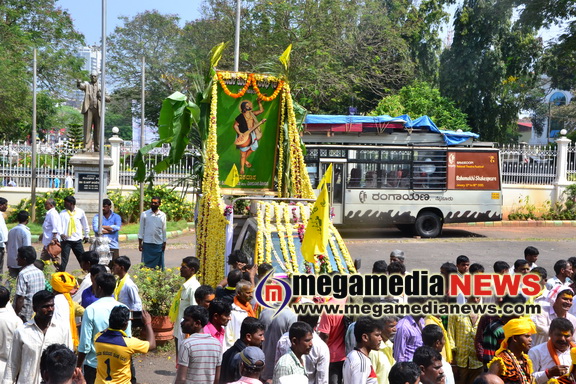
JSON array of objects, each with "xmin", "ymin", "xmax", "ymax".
[{"xmin": 94, "ymin": 306, "xmax": 156, "ymax": 383}]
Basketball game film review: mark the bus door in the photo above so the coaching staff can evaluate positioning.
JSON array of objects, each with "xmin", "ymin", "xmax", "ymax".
[{"xmin": 319, "ymin": 160, "xmax": 345, "ymax": 225}]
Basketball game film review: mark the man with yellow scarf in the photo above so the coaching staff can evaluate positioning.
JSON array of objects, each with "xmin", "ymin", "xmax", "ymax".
[
  {"xmin": 50, "ymin": 272, "xmax": 85, "ymax": 350},
  {"xmin": 58, "ymin": 195, "xmax": 89, "ymax": 272},
  {"xmin": 488, "ymin": 317, "xmax": 537, "ymax": 384}
]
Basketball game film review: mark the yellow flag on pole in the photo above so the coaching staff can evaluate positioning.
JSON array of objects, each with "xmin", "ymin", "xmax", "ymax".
[
  {"xmin": 225, "ymin": 164, "xmax": 240, "ymax": 187},
  {"xmin": 301, "ymin": 183, "xmax": 330, "ymax": 263},
  {"xmin": 318, "ymin": 163, "xmax": 333, "ymax": 189}
]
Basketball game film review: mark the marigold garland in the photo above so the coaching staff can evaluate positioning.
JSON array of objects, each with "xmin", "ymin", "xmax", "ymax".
[
  {"xmin": 254, "ymin": 203, "xmax": 265, "ymax": 264},
  {"xmin": 277, "ymin": 91, "xmax": 287, "ymax": 196},
  {"xmin": 216, "ymin": 71, "xmax": 285, "ymax": 102},
  {"xmin": 273, "ymin": 202, "xmax": 293, "ymax": 273},
  {"xmin": 283, "ymin": 204, "xmax": 299, "ymax": 273}
]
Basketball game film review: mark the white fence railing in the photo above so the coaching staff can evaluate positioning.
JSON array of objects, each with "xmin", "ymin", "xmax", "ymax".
[{"xmin": 500, "ymin": 144, "xmax": 558, "ymax": 185}]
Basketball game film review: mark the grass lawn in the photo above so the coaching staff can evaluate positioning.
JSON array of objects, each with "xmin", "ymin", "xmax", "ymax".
[{"xmin": 7, "ymin": 220, "xmax": 191, "ymax": 236}]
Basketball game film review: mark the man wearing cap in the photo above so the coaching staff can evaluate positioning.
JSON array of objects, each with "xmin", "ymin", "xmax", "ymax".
[
  {"xmin": 389, "ymin": 250, "xmax": 405, "ymax": 265},
  {"xmin": 528, "ymin": 317, "xmax": 574, "ymax": 384},
  {"xmin": 228, "ymin": 346, "xmax": 266, "ymax": 384},
  {"xmin": 488, "ymin": 317, "xmax": 536, "ymax": 383},
  {"xmin": 531, "ymin": 286, "xmax": 576, "ymax": 346}
]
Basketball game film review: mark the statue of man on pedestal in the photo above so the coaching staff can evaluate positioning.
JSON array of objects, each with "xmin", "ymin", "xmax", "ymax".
[{"xmin": 76, "ymin": 72, "xmax": 109, "ymax": 152}]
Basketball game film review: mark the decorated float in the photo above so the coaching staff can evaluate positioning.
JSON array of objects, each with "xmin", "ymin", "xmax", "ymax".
[{"xmin": 135, "ymin": 45, "xmax": 355, "ymax": 287}]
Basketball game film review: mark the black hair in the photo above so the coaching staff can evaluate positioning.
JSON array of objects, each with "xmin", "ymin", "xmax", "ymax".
[
  {"xmin": 33, "ymin": 290, "xmax": 55, "ymax": 310},
  {"xmin": 227, "ymin": 269, "xmax": 244, "ymax": 288},
  {"xmin": 103, "ymin": 198, "xmax": 112, "ymax": 206},
  {"xmin": 0, "ymin": 197, "xmax": 7, "ymax": 205},
  {"xmin": 501, "ymin": 294, "xmax": 527, "ymax": 305},
  {"xmin": 194, "ymin": 285, "xmax": 215, "ymax": 303},
  {"xmin": 16, "ymin": 210, "xmax": 29, "ymax": 223},
  {"xmin": 554, "ymin": 260, "xmax": 570, "ymax": 275},
  {"xmin": 413, "ymin": 345, "xmax": 442, "ymax": 368},
  {"xmin": 208, "ymin": 299, "xmax": 232, "ymax": 320},
  {"xmin": 388, "ymin": 361, "xmax": 420, "ymax": 384},
  {"xmin": 354, "ymin": 316, "xmax": 382, "ymax": 344},
  {"xmin": 456, "ymin": 255, "xmax": 469, "ymax": 265},
  {"xmin": 63, "ymin": 195, "xmax": 76, "ymax": 205},
  {"xmin": 297, "ymin": 303, "xmax": 320, "ymax": 329},
  {"xmin": 289, "ymin": 321, "xmax": 313, "ymax": 341},
  {"xmin": 493, "ymin": 261, "xmax": 510, "ymax": 273},
  {"xmin": 469, "ymin": 263, "xmax": 485, "ymax": 274},
  {"xmin": 549, "ymin": 317, "xmax": 574, "ymax": 334},
  {"xmin": 0, "ymin": 286, "xmax": 10, "ymax": 308},
  {"xmin": 151, "ymin": 196, "xmax": 162, "ymax": 203},
  {"xmin": 114, "ymin": 256, "xmax": 131, "ymax": 272},
  {"xmin": 532, "ymin": 266, "xmax": 548, "ymax": 280},
  {"xmin": 372, "ymin": 260, "xmax": 388, "ymax": 274},
  {"xmin": 240, "ymin": 101, "xmax": 251, "ymax": 112},
  {"xmin": 109, "ymin": 306, "xmax": 131, "ymax": 329},
  {"xmin": 183, "ymin": 305, "xmax": 209, "ymax": 327},
  {"xmin": 183, "ymin": 256, "xmax": 200, "ymax": 273},
  {"xmin": 524, "ymin": 246, "xmax": 539, "ymax": 257},
  {"xmin": 80, "ymin": 251, "xmax": 100, "ymax": 266},
  {"xmin": 440, "ymin": 262, "xmax": 457, "ymax": 275},
  {"xmin": 473, "ymin": 373, "xmax": 501, "ymax": 384},
  {"xmin": 422, "ymin": 324, "xmax": 444, "ymax": 347},
  {"xmin": 96, "ymin": 273, "xmax": 117, "ymax": 296},
  {"xmin": 258, "ymin": 263, "xmax": 273, "ymax": 276},
  {"xmin": 514, "ymin": 259, "xmax": 529, "ymax": 270},
  {"xmin": 90, "ymin": 264, "xmax": 108, "ymax": 276},
  {"xmin": 18, "ymin": 246, "xmax": 37, "ymax": 265},
  {"xmin": 40, "ymin": 344, "xmax": 77, "ymax": 384},
  {"xmin": 240, "ymin": 317, "xmax": 266, "ymax": 339},
  {"xmin": 228, "ymin": 249, "xmax": 249, "ymax": 266},
  {"xmin": 387, "ymin": 261, "xmax": 406, "ymax": 275}
]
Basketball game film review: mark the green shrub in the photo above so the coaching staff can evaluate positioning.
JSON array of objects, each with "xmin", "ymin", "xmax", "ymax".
[
  {"xmin": 108, "ymin": 185, "xmax": 194, "ymax": 223},
  {"xmin": 8, "ymin": 188, "xmax": 75, "ymax": 224}
]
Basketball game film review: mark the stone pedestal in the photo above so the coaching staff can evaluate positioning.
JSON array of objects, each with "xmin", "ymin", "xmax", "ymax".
[{"xmin": 69, "ymin": 152, "xmax": 113, "ymax": 218}]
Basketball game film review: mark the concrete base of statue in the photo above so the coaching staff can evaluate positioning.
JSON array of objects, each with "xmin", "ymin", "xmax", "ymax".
[{"xmin": 69, "ymin": 152, "xmax": 113, "ymax": 217}]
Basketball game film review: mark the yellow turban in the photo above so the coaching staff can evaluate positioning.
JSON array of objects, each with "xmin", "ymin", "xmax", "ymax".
[
  {"xmin": 50, "ymin": 272, "xmax": 79, "ymax": 349},
  {"xmin": 496, "ymin": 318, "xmax": 537, "ymax": 356}
]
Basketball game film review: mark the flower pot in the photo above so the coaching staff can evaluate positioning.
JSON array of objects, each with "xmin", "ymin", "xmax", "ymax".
[{"xmin": 150, "ymin": 315, "xmax": 174, "ymax": 344}]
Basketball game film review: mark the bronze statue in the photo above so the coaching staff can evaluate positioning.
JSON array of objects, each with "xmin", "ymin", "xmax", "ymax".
[{"xmin": 76, "ymin": 72, "xmax": 109, "ymax": 152}]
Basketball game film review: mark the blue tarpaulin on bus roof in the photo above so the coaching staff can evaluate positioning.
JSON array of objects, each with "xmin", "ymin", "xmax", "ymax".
[{"xmin": 304, "ymin": 114, "xmax": 480, "ymax": 145}]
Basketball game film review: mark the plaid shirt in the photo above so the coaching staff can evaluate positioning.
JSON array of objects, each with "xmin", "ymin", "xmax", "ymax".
[
  {"xmin": 15, "ymin": 264, "xmax": 46, "ymax": 322},
  {"xmin": 273, "ymin": 350, "xmax": 307, "ymax": 384},
  {"xmin": 448, "ymin": 314, "xmax": 483, "ymax": 369}
]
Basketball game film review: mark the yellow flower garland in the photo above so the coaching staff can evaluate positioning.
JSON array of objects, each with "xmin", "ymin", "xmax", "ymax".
[
  {"xmin": 277, "ymin": 90, "xmax": 287, "ymax": 196},
  {"xmin": 283, "ymin": 204, "xmax": 299, "ymax": 273},
  {"xmin": 273, "ymin": 202, "xmax": 292, "ymax": 272},
  {"xmin": 254, "ymin": 203, "xmax": 265, "ymax": 264}
]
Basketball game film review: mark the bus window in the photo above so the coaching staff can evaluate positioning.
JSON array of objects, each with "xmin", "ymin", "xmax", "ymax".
[{"xmin": 413, "ymin": 151, "xmax": 447, "ymax": 189}]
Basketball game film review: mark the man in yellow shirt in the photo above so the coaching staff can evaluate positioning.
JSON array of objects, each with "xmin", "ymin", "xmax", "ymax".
[{"xmin": 94, "ymin": 306, "xmax": 156, "ymax": 383}]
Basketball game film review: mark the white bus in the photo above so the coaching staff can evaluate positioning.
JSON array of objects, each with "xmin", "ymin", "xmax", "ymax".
[{"xmin": 304, "ymin": 144, "xmax": 502, "ymax": 238}]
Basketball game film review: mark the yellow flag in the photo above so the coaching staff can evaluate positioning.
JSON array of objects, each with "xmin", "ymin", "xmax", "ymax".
[
  {"xmin": 279, "ymin": 44, "xmax": 292, "ymax": 71},
  {"xmin": 318, "ymin": 163, "xmax": 333, "ymax": 189},
  {"xmin": 301, "ymin": 184, "xmax": 330, "ymax": 263},
  {"xmin": 225, "ymin": 164, "xmax": 240, "ymax": 187}
]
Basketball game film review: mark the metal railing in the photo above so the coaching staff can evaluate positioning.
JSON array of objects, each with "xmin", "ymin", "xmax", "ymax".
[
  {"xmin": 500, "ymin": 144, "xmax": 558, "ymax": 185},
  {"xmin": 568, "ymin": 144, "xmax": 576, "ymax": 181},
  {"xmin": 0, "ymin": 140, "xmax": 196, "ymax": 188}
]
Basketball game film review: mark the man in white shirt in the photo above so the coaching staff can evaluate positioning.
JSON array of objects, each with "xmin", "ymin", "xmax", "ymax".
[
  {"xmin": 0, "ymin": 197, "xmax": 8, "ymax": 275},
  {"xmin": 57, "ymin": 195, "xmax": 89, "ymax": 272},
  {"xmin": 524, "ymin": 246, "xmax": 539, "ymax": 271},
  {"xmin": 6, "ymin": 211, "xmax": 31, "ymax": 277},
  {"xmin": 529, "ymin": 317, "xmax": 573, "ymax": 384},
  {"xmin": 3, "ymin": 290, "xmax": 72, "ymax": 384},
  {"xmin": 111, "ymin": 256, "xmax": 142, "ymax": 311},
  {"xmin": 343, "ymin": 316, "xmax": 382, "ymax": 384},
  {"xmin": 531, "ymin": 285, "xmax": 576, "ymax": 346},
  {"xmin": 40, "ymin": 198, "xmax": 61, "ymax": 266},
  {"xmin": 138, "ymin": 197, "xmax": 167, "ymax": 269},
  {"xmin": 0, "ymin": 286, "xmax": 23, "ymax": 380},
  {"xmin": 172, "ymin": 256, "xmax": 201, "ymax": 355}
]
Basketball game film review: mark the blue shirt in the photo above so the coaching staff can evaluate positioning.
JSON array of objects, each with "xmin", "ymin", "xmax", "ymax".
[
  {"xmin": 92, "ymin": 212, "xmax": 122, "ymax": 249},
  {"xmin": 82, "ymin": 286, "xmax": 98, "ymax": 308},
  {"xmin": 78, "ymin": 296, "xmax": 131, "ymax": 369}
]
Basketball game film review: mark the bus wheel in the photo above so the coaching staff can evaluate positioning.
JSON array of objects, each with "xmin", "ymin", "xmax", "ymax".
[{"xmin": 414, "ymin": 212, "xmax": 442, "ymax": 238}]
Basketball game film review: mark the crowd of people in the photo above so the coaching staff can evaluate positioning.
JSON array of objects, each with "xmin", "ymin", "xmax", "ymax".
[{"xmin": 1, "ymin": 192, "xmax": 576, "ymax": 384}]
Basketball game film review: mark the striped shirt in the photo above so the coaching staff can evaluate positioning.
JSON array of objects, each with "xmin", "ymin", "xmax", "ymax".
[
  {"xmin": 178, "ymin": 333, "xmax": 222, "ymax": 384},
  {"xmin": 273, "ymin": 350, "xmax": 307, "ymax": 384},
  {"xmin": 343, "ymin": 349, "xmax": 378, "ymax": 384}
]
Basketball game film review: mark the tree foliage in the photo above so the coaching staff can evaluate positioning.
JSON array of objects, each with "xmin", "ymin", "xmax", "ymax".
[
  {"xmin": 0, "ymin": 0, "xmax": 85, "ymax": 139},
  {"xmin": 371, "ymin": 81, "xmax": 471, "ymax": 131},
  {"xmin": 439, "ymin": 0, "xmax": 542, "ymax": 142}
]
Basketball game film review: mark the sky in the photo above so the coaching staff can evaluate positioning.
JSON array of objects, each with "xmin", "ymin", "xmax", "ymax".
[{"xmin": 57, "ymin": 0, "xmax": 204, "ymax": 45}]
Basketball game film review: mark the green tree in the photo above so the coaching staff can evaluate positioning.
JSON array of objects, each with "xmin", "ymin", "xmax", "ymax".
[
  {"xmin": 371, "ymin": 81, "xmax": 471, "ymax": 131},
  {"xmin": 0, "ymin": 0, "xmax": 85, "ymax": 138},
  {"xmin": 107, "ymin": 11, "xmax": 183, "ymax": 125},
  {"xmin": 439, "ymin": 0, "xmax": 542, "ymax": 142}
]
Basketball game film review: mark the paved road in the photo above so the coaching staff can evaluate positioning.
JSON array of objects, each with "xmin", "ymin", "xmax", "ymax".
[{"xmin": 59, "ymin": 224, "xmax": 575, "ymax": 279}]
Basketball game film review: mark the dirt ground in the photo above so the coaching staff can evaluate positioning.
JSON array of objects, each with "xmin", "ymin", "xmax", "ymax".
[{"xmin": 133, "ymin": 347, "xmax": 177, "ymax": 384}]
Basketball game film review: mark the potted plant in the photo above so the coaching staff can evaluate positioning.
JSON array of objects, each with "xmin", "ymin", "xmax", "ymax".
[{"xmin": 132, "ymin": 264, "xmax": 181, "ymax": 342}]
